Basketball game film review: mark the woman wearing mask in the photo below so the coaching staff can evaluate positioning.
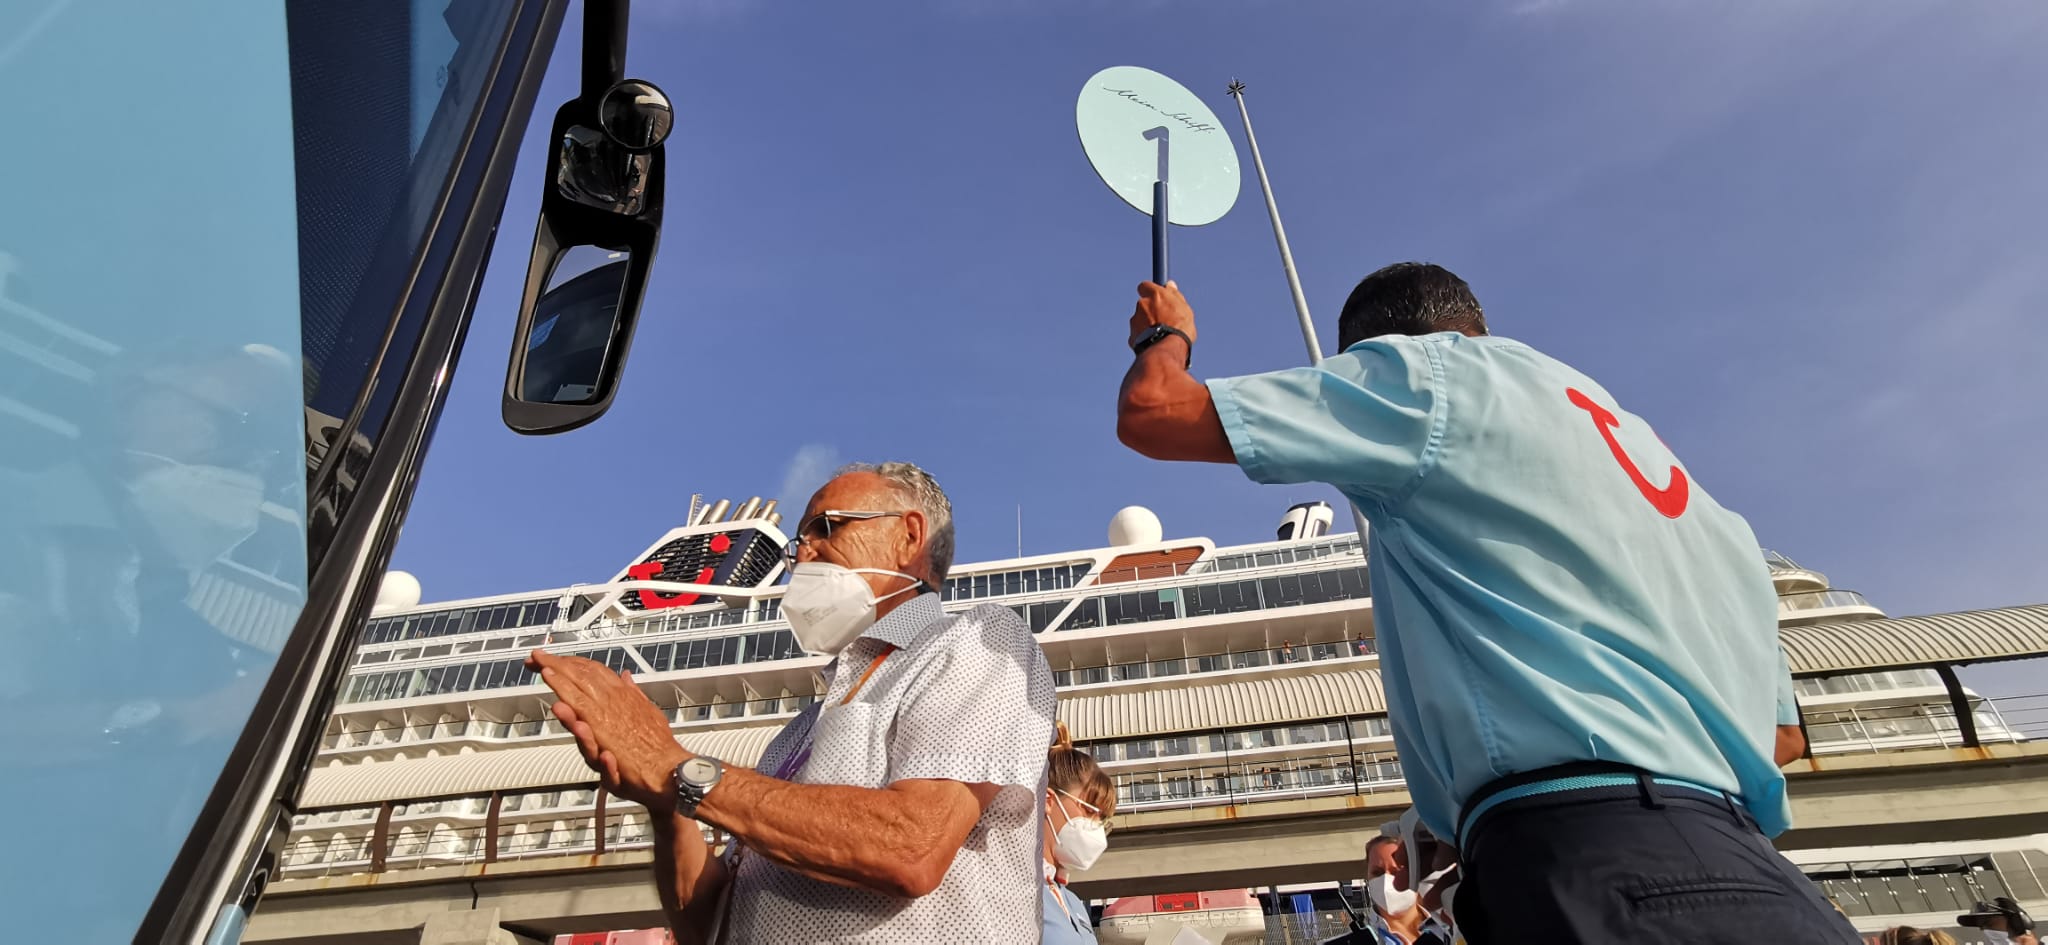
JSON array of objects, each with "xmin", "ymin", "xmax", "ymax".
[{"xmin": 1043, "ymin": 723, "xmax": 1116, "ymax": 944}]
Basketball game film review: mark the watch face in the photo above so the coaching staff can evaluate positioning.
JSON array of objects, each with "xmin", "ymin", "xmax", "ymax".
[{"xmin": 681, "ymin": 757, "xmax": 720, "ymax": 784}]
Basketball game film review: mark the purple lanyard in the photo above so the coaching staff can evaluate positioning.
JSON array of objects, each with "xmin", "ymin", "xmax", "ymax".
[
  {"xmin": 767, "ymin": 646, "xmax": 894, "ymax": 782},
  {"xmin": 772, "ymin": 732, "xmax": 815, "ymax": 781}
]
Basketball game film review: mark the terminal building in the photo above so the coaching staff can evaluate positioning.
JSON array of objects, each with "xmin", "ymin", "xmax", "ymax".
[{"xmin": 248, "ymin": 496, "xmax": 2048, "ymax": 945}]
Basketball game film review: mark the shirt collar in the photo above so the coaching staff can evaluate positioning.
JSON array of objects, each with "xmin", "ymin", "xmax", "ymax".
[{"xmin": 859, "ymin": 590, "xmax": 944, "ymax": 649}]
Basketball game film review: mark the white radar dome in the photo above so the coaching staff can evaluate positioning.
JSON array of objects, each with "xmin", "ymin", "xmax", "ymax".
[
  {"xmin": 1108, "ymin": 506, "xmax": 1163, "ymax": 547},
  {"xmin": 374, "ymin": 570, "xmax": 422, "ymax": 614}
]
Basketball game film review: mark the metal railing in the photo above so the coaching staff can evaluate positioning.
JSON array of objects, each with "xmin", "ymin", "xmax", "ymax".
[
  {"xmin": 287, "ymin": 687, "xmax": 2045, "ymax": 881},
  {"xmin": 344, "ymin": 540, "xmax": 1369, "ymax": 667},
  {"xmin": 326, "ymin": 640, "xmax": 1385, "ymax": 752},
  {"xmin": 1804, "ymin": 695, "xmax": 2039, "ymax": 756},
  {"xmin": 1778, "ymin": 588, "xmax": 1880, "ymax": 615},
  {"xmin": 1054, "ymin": 638, "xmax": 1375, "ymax": 687},
  {"xmin": 1111, "ymin": 749, "xmax": 1410, "ymax": 814},
  {"xmin": 323, "ymin": 692, "xmax": 812, "ymax": 752}
]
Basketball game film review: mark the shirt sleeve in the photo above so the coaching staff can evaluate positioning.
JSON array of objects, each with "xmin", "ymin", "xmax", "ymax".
[
  {"xmin": 1204, "ymin": 337, "xmax": 1442, "ymax": 498},
  {"xmin": 1774, "ymin": 647, "xmax": 1800, "ymax": 727},
  {"xmin": 888, "ymin": 607, "xmax": 1056, "ymax": 789}
]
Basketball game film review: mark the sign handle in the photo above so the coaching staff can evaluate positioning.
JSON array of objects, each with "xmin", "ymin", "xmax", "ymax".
[
  {"xmin": 1144, "ymin": 126, "xmax": 1171, "ymax": 284},
  {"xmin": 1151, "ymin": 180, "xmax": 1169, "ymax": 285}
]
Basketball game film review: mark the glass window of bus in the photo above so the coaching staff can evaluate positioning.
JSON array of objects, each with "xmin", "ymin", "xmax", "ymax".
[{"xmin": 0, "ymin": 0, "xmax": 525, "ymax": 939}]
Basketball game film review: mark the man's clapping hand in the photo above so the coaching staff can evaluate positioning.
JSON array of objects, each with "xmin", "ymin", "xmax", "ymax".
[{"xmin": 528, "ymin": 649, "xmax": 690, "ymax": 813}]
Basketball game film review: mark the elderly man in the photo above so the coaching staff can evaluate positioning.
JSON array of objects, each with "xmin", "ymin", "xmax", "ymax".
[
  {"xmin": 1113, "ymin": 265, "xmax": 1858, "ymax": 944},
  {"xmin": 530, "ymin": 462, "xmax": 1056, "ymax": 944}
]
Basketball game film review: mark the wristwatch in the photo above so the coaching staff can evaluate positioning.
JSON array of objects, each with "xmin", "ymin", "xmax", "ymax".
[
  {"xmin": 674, "ymin": 755, "xmax": 725, "ymax": 819},
  {"xmin": 1130, "ymin": 324, "xmax": 1192, "ymax": 368}
]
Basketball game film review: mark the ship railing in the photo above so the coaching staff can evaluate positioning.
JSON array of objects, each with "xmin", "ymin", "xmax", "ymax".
[
  {"xmin": 1054, "ymin": 638, "xmax": 1376, "ymax": 687},
  {"xmin": 283, "ymin": 694, "xmax": 2042, "ymax": 881},
  {"xmin": 345, "ymin": 544, "xmax": 1370, "ymax": 665},
  {"xmin": 1777, "ymin": 588, "xmax": 1880, "ymax": 615},
  {"xmin": 1805, "ymin": 693, "xmax": 2043, "ymax": 756},
  {"xmin": 1108, "ymin": 749, "xmax": 1411, "ymax": 816}
]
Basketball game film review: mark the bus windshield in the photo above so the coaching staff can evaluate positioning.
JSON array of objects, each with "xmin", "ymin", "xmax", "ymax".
[{"xmin": 0, "ymin": 0, "xmax": 524, "ymax": 938}]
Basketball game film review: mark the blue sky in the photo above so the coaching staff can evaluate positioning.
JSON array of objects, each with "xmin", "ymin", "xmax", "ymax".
[{"xmin": 394, "ymin": 1, "xmax": 2048, "ymax": 693}]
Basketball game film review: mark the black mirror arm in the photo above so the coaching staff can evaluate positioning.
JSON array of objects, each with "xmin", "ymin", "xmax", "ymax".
[{"xmin": 582, "ymin": 0, "xmax": 629, "ymax": 104}]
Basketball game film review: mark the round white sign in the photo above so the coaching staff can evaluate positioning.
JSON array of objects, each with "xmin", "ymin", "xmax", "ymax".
[{"xmin": 1076, "ymin": 65, "xmax": 1240, "ymax": 226}]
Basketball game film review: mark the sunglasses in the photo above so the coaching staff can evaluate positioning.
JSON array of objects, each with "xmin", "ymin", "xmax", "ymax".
[{"xmin": 784, "ymin": 509, "xmax": 905, "ymax": 561}]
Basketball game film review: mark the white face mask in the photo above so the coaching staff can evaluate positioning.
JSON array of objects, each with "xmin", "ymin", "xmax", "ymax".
[
  {"xmin": 1047, "ymin": 790, "xmax": 1108, "ymax": 872},
  {"xmin": 1982, "ymin": 932, "xmax": 2010, "ymax": 945},
  {"xmin": 125, "ymin": 457, "xmax": 265, "ymax": 573},
  {"xmin": 1367, "ymin": 873, "xmax": 1417, "ymax": 916},
  {"xmin": 782, "ymin": 562, "xmax": 922, "ymax": 656}
]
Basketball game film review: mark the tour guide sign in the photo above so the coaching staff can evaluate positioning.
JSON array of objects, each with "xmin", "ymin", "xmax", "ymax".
[{"xmin": 1076, "ymin": 65, "xmax": 1240, "ymax": 284}]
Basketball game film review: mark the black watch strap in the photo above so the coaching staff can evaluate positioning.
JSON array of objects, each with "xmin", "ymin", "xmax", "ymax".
[{"xmin": 1131, "ymin": 324, "xmax": 1192, "ymax": 368}]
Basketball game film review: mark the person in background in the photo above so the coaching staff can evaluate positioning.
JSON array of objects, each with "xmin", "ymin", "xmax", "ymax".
[
  {"xmin": 1879, "ymin": 927, "xmax": 1958, "ymax": 945},
  {"xmin": 1384, "ymin": 809, "xmax": 1461, "ymax": 945},
  {"xmin": 1363, "ymin": 835, "xmax": 1430, "ymax": 945},
  {"xmin": 1042, "ymin": 722, "xmax": 1116, "ymax": 944},
  {"xmin": 531, "ymin": 462, "xmax": 1058, "ymax": 944},
  {"xmin": 1112, "ymin": 264, "xmax": 1860, "ymax": 943},
  {"xmin": 1, "ymin": 341, "xmax": 299, "ymax": 941},
  {"xmin": 1959, "ymin": 897, "xmax": 2040, "ymax": 945}
]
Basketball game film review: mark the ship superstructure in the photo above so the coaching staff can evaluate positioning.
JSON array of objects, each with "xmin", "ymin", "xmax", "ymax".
[{"xmin": 274, "ymin": 497, "xmax": 2048, "ymax": 943}]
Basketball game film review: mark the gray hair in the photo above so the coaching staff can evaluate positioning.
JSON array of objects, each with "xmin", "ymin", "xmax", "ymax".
[{"xmin": 835, "ymin": 461, "xmax": 955, "ymax": 583}]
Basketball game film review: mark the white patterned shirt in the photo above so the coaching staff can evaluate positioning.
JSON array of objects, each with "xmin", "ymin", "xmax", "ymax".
[{"xmin": 720, "ymin": 594, "xmax": 1057, "ymax": 944}]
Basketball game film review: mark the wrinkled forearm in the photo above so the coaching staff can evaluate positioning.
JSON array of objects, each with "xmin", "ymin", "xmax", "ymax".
[{"xmin": 695, "ymin": 768, "xmax": 975, "ymax": 900}]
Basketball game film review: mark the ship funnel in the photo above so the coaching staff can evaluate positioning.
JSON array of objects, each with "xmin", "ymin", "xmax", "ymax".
[
  {"xmin": 757, "ymin": 499, "xmax": 778, "ymax": 523},
  {"xmin": 1278, "ymin": 501, "xmax": 1333, "ymax": 541},
  {"xmin": 733, "ymin": 497, "xmax": 763, "ymax": 522},
  {"xmin": 767, "ymin": 511, "xmax": 784, "ymax": 528},
  {"xmin": 704, "ymin": 498, "xmax": 732, "ymax": 524}
]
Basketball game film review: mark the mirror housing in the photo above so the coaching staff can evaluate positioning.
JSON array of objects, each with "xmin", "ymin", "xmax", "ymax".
[{"xmin": 503, "ymin": 77, "xmax": 671, "ymax": 435}]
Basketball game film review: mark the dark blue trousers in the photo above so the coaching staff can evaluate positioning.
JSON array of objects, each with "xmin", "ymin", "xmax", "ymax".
[{"xmin": 1454, "ymin": 771, "xmax": 1864, "ymax": 944}]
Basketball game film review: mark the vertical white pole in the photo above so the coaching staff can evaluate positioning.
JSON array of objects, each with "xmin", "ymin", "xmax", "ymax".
[
  {"xmin": 1229, "ymin": 80, "xmax": 1323, "ymax": 366},
  {"xmin": 1228, "ymin": 80, "xmax": 1371, "ymax": 543}
]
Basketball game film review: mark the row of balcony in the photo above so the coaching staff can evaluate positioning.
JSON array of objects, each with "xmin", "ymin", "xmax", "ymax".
[
  {"xmin": 324, "ymin": 642, "xmax": 2021, "ymax": 764},
  {"xmin": 287, "ymin": 694, "xmax": 2040, "ymax": 882},
  {"xmin": 323, "ymin": 638, "xmax": 1384, "ymax": 754}
]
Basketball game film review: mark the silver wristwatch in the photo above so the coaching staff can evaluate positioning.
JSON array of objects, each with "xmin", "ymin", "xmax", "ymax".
[{"xmin": 674, "ymin": 756, "xmax": 725, "ymax": 819}]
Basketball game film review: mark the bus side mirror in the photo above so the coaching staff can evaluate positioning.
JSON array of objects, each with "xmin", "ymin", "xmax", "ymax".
[{"xmin": 502, "ymin": 78, "xmax": 672, "ymax": 435}]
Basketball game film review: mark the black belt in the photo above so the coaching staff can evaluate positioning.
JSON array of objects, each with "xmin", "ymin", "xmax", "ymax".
[{"xmin": 1456, "ymin": 761, "xmax": 1740, "ymax": 852}]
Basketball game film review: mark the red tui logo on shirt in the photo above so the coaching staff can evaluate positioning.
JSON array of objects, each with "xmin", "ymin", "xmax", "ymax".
[{"xmin": 1567, "ymin": 387, "xmax": 1689, "ymax": 518}]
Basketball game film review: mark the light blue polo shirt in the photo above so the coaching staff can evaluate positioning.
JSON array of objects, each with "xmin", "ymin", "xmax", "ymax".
[{"xmin": 1207, "ymin": 333, "xmax": 1790, "ymax": 838}]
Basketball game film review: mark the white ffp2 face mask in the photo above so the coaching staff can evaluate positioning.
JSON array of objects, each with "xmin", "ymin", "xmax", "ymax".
[
  {"xmin": 1367, "ymin": 873, "xmax": 1417, "ymax": 916},
  {"xmin": 782, "ymin": 562, "xmax": 922, "ymax": 655},
  {"xmin": 1047, "ymin": 791, "xmax": 1109, "ymax": 872},
  {"xmin": 126, "ymin": 458, "xmax": 265, "ymax": 573}
]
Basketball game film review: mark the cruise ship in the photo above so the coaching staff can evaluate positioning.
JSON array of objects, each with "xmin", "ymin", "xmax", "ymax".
[{"xmin": 256, "ymin": 496, "xmax": 2048, "ymax": 945}]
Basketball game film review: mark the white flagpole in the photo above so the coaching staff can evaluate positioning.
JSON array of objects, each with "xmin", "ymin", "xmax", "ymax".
[
  {"xmin": 1228, "ymin": 79, "xmax": 1371, "ymax": 543},
  {"xmin": 1229, "ymin": 80, "xmax": 1324, "ymax": 366}
]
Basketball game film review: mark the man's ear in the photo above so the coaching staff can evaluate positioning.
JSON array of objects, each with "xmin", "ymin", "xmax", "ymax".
[{"xmin": 898, "ymin": 509, "xmax": 927, "ymax": 575}]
